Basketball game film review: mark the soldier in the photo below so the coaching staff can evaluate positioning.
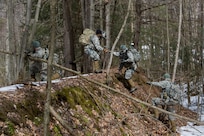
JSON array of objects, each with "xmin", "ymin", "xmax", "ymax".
[
  {"xmin": 29, "ymin": 41, "xmax": 49, "ymax": 81},
  {"xmin": 147, "ymin": 73, "xmax": 180, "ymax": 132},
  {"xmin": 84, "ymin": 29, "xmax": 108, "ymax": 73},
  {"xmin": 113, "ymin": 44, "xmax": 137, "ymax": 93}
]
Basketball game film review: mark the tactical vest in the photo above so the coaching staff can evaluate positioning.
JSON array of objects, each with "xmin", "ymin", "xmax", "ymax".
[{"xmin": 119, "ymin": 50, "xmax": 128, "ymax": 61}]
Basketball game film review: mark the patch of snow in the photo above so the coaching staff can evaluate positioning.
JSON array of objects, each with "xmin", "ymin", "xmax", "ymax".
[{"xmin": 0, "ymin": 84, "xmax": 24, "ymax": 92}]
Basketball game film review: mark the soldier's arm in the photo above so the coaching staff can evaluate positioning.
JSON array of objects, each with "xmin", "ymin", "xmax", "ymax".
[
  {"xmin": 151, "ymin": 81, "xmax": 168, "ymax": 88},
  {"xmin": 91, "ymin": 35, "xmax": 104, "ymax": 51},
  {"xmin": 113, "ymin": 51, "xmax": 120, "ymax": 56}
]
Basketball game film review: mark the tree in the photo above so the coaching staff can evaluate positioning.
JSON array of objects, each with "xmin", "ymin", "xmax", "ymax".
[
  {"xmin": 6, "ymin": 0, "xmax": 16, "ymax": 84},
  {"xmin": 19, "ymin": 0, "xmax": 32, "ymax": 80},
  {"xmin": 80, "ymin": 0, "xmax": 92, "ymax": 73},
  {"xmin": 133, "ymin": 0, "xmax": 142, "ymax": 49},
  {"xmin": 43, "ymin": 0, "xmax": 56, "ymax": 135},
  {"xmin": 63, "ymin": 0, "xmax": 76, "ymax": 76},
  {"xmin": 102, "ymin": 1, "xmax": 111, "ymax": 69},
  {"xmin": 172, "ymin": 0, "xmax": 182, "ymax": 82}
]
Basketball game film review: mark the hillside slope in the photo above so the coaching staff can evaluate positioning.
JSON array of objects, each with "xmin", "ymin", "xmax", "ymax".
[{"xmin": 0, "ymin": 68, "xmax": 197, "ymax": 136}]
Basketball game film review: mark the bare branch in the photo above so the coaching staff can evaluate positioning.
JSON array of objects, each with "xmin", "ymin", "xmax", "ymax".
[
  {"xmin": 49, "ymin": 106, "xmax": 74, "ymax": 135},
  {"xmin": 0, "ymin": 50, "xmax": 19, "ymax": 56}
]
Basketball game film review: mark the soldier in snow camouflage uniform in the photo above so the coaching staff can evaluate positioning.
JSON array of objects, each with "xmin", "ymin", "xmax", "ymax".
[
  {"xmin": 113, "ymin": 45, "xmax": 137, "ymax": 93},
  {"xmin": 147, "ymin": 73, "xmax": 180, "ymax": 132},
  {"xmin": 84, "ymin": 29, "xmax": 108, "ymax": 73},
  {"xmin": 29, "ymin": 41, "xmax": 49, "ymax": 81}
]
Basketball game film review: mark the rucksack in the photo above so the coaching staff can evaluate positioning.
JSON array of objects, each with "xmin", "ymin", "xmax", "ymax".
[
  {"xmin": 42, "ymin": 48, "xmax": 49, "ymax": 60},
  {"xmin": 41, "ymin": 48, "xmax": 58, "ymax": 64},
  {"xmin": 119, "ymin": 50, "xmax": 129, "ymax": 61},
  {"xmin": 79, "ymin": 28, "xmax": 95, "ymax": 45},
  {"xmin": 128, "ymin": 46, "xmax": 141, "ymax": 62},
  {"xmin": 165, "ymin": 82, "xmax": 181, "ymax": 102}
]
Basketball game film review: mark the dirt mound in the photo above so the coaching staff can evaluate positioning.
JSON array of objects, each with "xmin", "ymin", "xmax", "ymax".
[{"xmin": 0, "ymin": 68, "xmax": 197, "ymax": 135}]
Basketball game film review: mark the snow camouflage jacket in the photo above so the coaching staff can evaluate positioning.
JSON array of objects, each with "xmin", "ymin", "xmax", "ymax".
[
  {"xmin": 113, "ymin": 50, "xmax": 137, "ymax": 71},
  {"xmin": 150, "ymin": 78, "xmax": 181, "ymax": 105},
  {"xmin": 86, "ymin": 34, "xmax": 104, "ymax": 51},
  {"xmin": 30, "ymin": 47, "xmax": 49, "ymax": 71},
  {"xmin": 128, "ymin": 45, "xmax": 141, "ymax": 62}
]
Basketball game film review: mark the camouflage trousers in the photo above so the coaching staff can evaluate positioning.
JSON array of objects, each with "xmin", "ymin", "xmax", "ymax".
[
  {"xmin": 124, "ymin": 68, "xmax": 135, "ymax": 80},
  {"xmin": 30, "ymin": 62, "xmax": 47, "ymax": 81},
  {"xmin": 84, "ymin": 46, "xmax": 100, "ymax": 61},
  {"xmin": 152, "ymin": 97, "xmax": 176, "ymax": 121}
]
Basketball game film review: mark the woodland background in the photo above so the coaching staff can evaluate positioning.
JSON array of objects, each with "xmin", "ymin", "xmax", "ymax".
[
  {"xmin": 0, "ymin": 0, "xmax": 204, "ymax": 92},
  {"xmin": 1, "ymin": 0, "xmax": 204, "ymax": 135}
]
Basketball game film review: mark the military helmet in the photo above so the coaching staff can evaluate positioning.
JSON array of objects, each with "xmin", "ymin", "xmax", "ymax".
[
  {"xmin": 96, "ymin": 29, "xmax": 102, "ymax": 34},
  {"xmin": 163, "ymin": 73, "xmax": 170, "ymax": 79},
  {"xmin": 32, "ymin": 41, "xmax": 40, "ymax": 48},
  {"xmin": 120, "ymin": 45, "xmax": 128, "ymax": 51}
]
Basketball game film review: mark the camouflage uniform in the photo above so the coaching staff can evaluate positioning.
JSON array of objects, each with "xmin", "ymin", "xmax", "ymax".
[
  {"xmin": 29, "ymin": 41, "xmax": 49, "ymax": 81},
  {"xmin": 148, "ymin": 73, "xmax": 180, "ymax": 132},
  {"xmin": 113, "ymin": 45, "xmax": 137, "ymax": 93},
  {"xmin": 84, "ymin": 34, "xmax": 104, "ymax": 61},
  {"xmin": 84, "ymin": 30, "xmax": 106, "ymax": 73}
]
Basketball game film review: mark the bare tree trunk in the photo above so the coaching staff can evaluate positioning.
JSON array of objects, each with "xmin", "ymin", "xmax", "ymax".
[
  {"xmin": 6, "ymin": 0, "xmax": 16, "ymax": 84},
  {"xmin": 102, "ymin": 1, "xmax": 111, "ymax": 69},
  {"xmin": 80, "ymin": 0, "xmax": 86, "ymax": 29},
  {"xmin": 28, "ymin": 0, "xmax": 42, "ymax": 45},
  {"xmin": 131, "ymin": 0, "xmax": 134, "ymax": 39},
  {"xmin": 99, "ymin": 0, "xmax": 103, "ymax": 30},
  {"xmin": 172, "ymin": 0, "xmax": 182, "ymax": 82},
  {"xmin": 166, "ymin": 1, "xmax": 170, "ymax": 73},
  {"xmin": 43, "ymin": 0, "xmax": 56, "ymax": 135},
  {"xmin": 90, "ymin": 0, "xmax": 94, "ymax": 29},
  {"xmin": 19, "ymin": 0, "xmax": 32, "ymax": 80},
  {"xmin": 133, "ymin": 0, "xmax": 142, "ymax": 49},
  {"xmin": 80, "ymin": 0, "xmax": 92, "ymax": 73},
  {"xmin": 200, "ymin": 0, "xmax": 204, "ymax": 94},
  {"xmin": 63, "ymin": 0, "xmax": 76, "ymax": 76}
]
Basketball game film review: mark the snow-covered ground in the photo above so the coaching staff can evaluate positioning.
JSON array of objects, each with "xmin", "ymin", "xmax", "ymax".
[
  {"xmin": 178, "ymin": 95, "xmax": 204, "ymax": 136},
  {"xmin": 0, "ymin": 81, "xmax": 204, "ymax": 136}
]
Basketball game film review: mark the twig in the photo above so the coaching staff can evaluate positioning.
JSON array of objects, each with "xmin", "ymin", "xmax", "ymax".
[{"xmin": 49, "ymin": 106, "xmax": 74, "ymax": 135}]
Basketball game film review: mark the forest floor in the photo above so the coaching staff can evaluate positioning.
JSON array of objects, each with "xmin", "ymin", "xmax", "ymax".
[{"xmin": 0, "ymin": 67, "xmax": 198, "ymax": 136}]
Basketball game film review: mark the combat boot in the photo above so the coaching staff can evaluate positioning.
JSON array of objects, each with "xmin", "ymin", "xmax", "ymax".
[
  {"xmin": 154, "ymin": 109, "xmax": 159, "ymax": 119},
  {"xmin": 169, "ymin": 120, "xmax": 176, "ymax": 132},
  {"xmin": 93, "ymin": 61, "xmax": 102, "ymax": 73},
  {"xmin": 127, "ymin": 79, "xmax": 137, "ymax": 93}
]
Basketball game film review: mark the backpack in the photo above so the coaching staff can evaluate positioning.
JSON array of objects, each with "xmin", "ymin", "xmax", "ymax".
[
  {"xmin": 119, "ymin": 50, "xmax": 129, "ymax": 61},
  {"xmin": 79, "ymin": 28, "xmax": 95, "ymax": 45},
  {"xmin": 42, "ymin": 48, "xmax": 59, "ymax": 64},
  {"xmin": 128, "ymin": 46, "xmax": 141, "ymax": 62},
  {"xmin": 165, "ymin": 82, "xmax": 181, "ymax": 102},
  {"xmin": 42, "ymin": 48, "xmax": 49, "ymax": 60}
]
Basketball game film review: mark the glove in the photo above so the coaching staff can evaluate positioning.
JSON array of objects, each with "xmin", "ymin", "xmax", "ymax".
[{"xmin": 103, "ymin": 48, "xmax": 109, "ymax": 53}]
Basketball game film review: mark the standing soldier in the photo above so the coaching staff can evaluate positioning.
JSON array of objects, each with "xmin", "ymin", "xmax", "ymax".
[
  {"xmin": 147, "ymin": 73, "xmax": 180, "ymax": 132},
  {"xmin": 29, "ymin": 40, "xmax": 49, "ymax": 81},
  {"xmin": 113, "ymin": 44, "xmax": 137, "ymax": 93},
  {"xmin": 82, "ymin": 29, "xmax": 108, "ymax": 73}
]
